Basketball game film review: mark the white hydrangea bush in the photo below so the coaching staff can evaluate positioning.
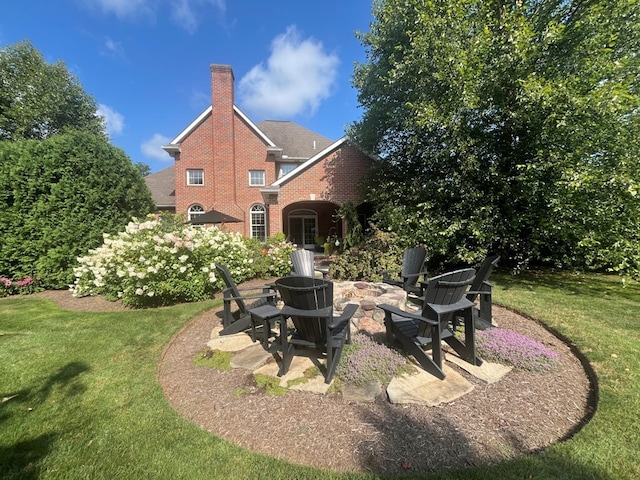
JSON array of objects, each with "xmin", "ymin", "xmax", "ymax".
[{"xmin": 70, "ymin": 215, "xmax": 255, "ymax": 307}]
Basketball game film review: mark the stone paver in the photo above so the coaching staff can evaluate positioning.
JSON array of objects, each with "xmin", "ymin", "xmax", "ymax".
[
  {"xmin": 207, "ymin": 333, "xmax": 255, "ymax": 352},
  {"xmin": 230, "ymin": 343, "xmax": 273, "ymax": 370},
  {"xmin": 341, "ymin": 381, "xmax": 383, "ymax": 402},
  {"xmin": 445, "ymin": 350, "xmax": 512, "ymax": 384},
  {"xmin": 253, "ymin": 353, "xmax": 318, "ymax": 387},
  {"xmin": 387, "ymin": 364, "xmax": 474, "ymax": 406}
]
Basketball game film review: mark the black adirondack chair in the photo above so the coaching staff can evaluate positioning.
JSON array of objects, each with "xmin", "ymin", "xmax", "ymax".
[
  {"xmin": 275, "ymin": 276, "xmax": 358, "ymax": 384},
  {"xmin": 465, "ymin": 254, "xmax": 500, "ymax": 329},
  {"xmin": 382, "ymin": 247, "xmax": 429, "ymax": 299},
  {"xmin": 215, "ymin": 264, "xmax": 277, "ymax": 337},
  {"xmin": 377, "ymin": 268, "xmax": 481, "ymax": 379},
  {"xmin": 290, "ymin": 249, "xmax": 328, "ymax": 279}
]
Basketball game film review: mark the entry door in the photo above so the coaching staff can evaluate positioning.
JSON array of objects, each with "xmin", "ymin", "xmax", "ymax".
[{"xmin": 289, "ymin": 216, "xmax": 317, "ymax": 249}]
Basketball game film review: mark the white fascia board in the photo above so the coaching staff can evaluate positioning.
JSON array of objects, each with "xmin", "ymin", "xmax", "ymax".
[
  {"xmin": 167, "ymin": 106, "xmax": 212, "ymax": 145},
  {"xmin": 233, "ymin": 105, "xmax": 276, "ymax": 147},
  {"xmin": 272, "ymin": 137, "xmax": 347, "ymax": 186}
]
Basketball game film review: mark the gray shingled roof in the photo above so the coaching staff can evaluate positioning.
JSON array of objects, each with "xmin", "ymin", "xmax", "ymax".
[
  {"xmin": 144, "ymin": 165, "xmax": 175, "ymax": 207},
  {"xmin": 257, "ymin": 120, "xmax": 335, "ymax": 160}
]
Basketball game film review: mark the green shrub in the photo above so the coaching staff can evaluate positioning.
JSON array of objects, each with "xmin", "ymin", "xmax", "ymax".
[
  {"xmin": 330, "ymin": 228, "xmax": 404, "ymax": 281},
  {"xmin": 244, "ymin": 232, "xmax": 295, "ymax": 278},
  {"xmin": 0, "ymin": 130, "xmax": 154, "ymax": 289}
]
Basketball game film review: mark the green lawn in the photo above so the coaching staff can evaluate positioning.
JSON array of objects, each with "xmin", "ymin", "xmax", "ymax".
[{"xmin": 1, "ymin": 271, "xmax": 639, "ymax": 479}]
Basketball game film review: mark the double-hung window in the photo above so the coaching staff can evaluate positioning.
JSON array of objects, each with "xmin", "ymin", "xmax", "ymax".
[
  {"xmin": 249, "ymin": 170, "xmax": 265, "ymax": 186},
  {"xmin": 187, "ymin": 169, "xmax": 204, "ymax": 186}
]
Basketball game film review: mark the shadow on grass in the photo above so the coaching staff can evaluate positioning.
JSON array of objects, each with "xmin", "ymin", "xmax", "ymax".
[
  {"xmin": 0, "ymin": 361, "xmax": 90, "ymax": 478},
  {"xmin": 495, "ymin": 269, "xmax": 640, "ymax": 302}
]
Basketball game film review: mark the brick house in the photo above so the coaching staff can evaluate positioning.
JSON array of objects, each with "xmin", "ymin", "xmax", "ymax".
[{"xmin": 147, "ymin": 64, "xmax": 373, "ymax": 249}]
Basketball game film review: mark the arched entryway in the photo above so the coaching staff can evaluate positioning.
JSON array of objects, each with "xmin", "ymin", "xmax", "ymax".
[{"xmin": 283, "ymin": 201, "xmax": 341, "ymax": 250}]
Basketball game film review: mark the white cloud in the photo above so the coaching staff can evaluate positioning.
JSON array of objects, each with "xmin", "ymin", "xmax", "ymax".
[
  {"xmin": 170, "ymin": 0, "xmax": 226, "ymax": 34},
  {"xmin": 96, "ymin": 104, "xmax": 125, "ymax": 136},
  {"xmin": 103, "ymin": 36, "xmax": 125, "ymax": 57},
  {"xmin": 89, "ymin": 0, "xmax": 152, "ymax": 19},
  {"xmin": 83, "ymin": 0, "xmax": 225, "ymax": 32},
  {"xmin": 141, "ymin": 133, "xmax": 172, "ymax": 161},
  {"xmin": 238, "ymin": 26, "xmax": 339, "ymax": 120}
]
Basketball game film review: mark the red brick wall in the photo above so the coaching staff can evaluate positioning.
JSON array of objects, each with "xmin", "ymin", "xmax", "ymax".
[{"xmin": 174, "ymin": 64, "xmax": 373, "ymax": 238}]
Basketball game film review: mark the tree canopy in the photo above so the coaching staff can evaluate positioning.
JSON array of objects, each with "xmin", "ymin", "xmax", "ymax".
[
  {"xmin": 350, "ymin": 0, "xmax": 640, "ymax": 277},
  {"xmin": 0, "ymin": 40, "xmax": 105, "ymax": 140}
]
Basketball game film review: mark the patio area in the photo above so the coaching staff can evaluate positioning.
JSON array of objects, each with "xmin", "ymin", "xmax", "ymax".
[{"xmin": 159, "ymin": 300, "xmax": 592, "ymax": 474}]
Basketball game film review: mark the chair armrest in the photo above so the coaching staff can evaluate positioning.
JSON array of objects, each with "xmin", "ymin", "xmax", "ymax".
[
  {"xmin": 234, "ymin": 284, "xmax": 276, "ymax": 293},
  {"xmin": 403, "ymin": 269, "xmax": 429, "ymax": 280},
  {"xmin": 280, "ymin": 305, "xmax": 332, "ymax": 318},
  {"xmin": 223, "ymin": 291, "xmax": 276, "ymax": 302},
  {"xmin": 329, "ymin": 304, "xmax": 358, "ymax": 329},
  {"xmin": 377, "ymin": 303, "xmax": 435, "ymax": 324},
  {"xmin": 424, "ymin": 298, "xmax": 475, "ymax": 317}
]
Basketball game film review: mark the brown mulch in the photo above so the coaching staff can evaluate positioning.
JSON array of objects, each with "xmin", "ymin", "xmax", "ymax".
[{"xmin": 34, "ymin": 287, "xmax": 596, "ymax": 476}]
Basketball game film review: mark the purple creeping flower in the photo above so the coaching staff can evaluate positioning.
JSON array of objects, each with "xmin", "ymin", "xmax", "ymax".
[
  {"xmin": 476, "ymin": 327, "xmax": 560, "ymax": 372},
  {"xmin": 337, "ymin": 333, "xmax": 407, "ymax": 386}
]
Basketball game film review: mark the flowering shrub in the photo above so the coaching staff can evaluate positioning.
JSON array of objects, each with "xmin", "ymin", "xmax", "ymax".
[
  {"xmin": 337, "ymin": 333, "xmax": 409, "ymax": 386},
  {"xmin": 476, "ymin": 327, "xmax": 560, "ymax": 372},
  {"xmin": 70, "ymin": 215, "xmax": 256, "ymax": 308},
  {"xmin": 241, "ymin": 233, "xmax": 295, "ymax": 278},
  {"xmin": 0, "ymin": 276, "xmax": 41, "ymax": 297}
]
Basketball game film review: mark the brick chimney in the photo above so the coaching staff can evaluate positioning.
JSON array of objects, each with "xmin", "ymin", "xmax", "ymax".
[{"xmin": 210, "ymin": 64, "xmax": 238, "ymax": 208}]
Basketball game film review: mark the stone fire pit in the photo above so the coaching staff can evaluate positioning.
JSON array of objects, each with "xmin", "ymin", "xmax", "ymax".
[{"xmin": 333, "ymin": 281, "xmax": 407, "ymax": 333}]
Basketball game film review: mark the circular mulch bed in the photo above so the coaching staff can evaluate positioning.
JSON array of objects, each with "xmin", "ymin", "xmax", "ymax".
[{"xmin": 34, "ymin": 288, "xmax": 597, "ymax": 476}]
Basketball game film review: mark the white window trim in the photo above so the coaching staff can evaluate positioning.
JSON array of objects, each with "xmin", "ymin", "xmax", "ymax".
[
  {"xmin": 186, "ymin": 169, "xmax": 204, "ymax": 186},
  {"xmin": 249, "ymin": 170, "xmax": 265, "ymax": 186},
  {"xmin": 250, "ymin": 204, "xmax": 266, "ymax": 241}
]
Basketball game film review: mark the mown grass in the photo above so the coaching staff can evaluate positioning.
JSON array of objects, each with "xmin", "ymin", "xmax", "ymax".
[{"xmin": 1, "ymin": 271, "xmax": 639, "ymax": 479}]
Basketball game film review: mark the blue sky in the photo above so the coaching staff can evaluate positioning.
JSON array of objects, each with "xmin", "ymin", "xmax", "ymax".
[{"xmin": 1, "ymin": 0, "xmax": 373, "ymax": 172}]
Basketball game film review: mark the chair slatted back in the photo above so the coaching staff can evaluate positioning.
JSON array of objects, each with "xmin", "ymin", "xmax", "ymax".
[
  {"xmin": 418, "ymin": 268, "xmax": 476, "ymax": 337},
  {"xmin": 215, "ymin": 264, "xmax": 248, "ymax": 316},
  {"xmin": 276, "ymin": 276, "xmax": 333, "ymax": 344},
  {"xmin": 401, "ymin": 247, "xmax": 427, "ymax": 290},
  {"xmin": 290, "ymin": 249, "xmax": 316, "ymax": 277},
  {"xmin": 467, "ymin": 254, "xmax": 500, "ymax": 302}
]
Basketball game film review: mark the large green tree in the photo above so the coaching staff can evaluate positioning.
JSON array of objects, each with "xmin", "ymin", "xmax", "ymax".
[
  {"xmin": 0, "ymin": 41, "xmax": 154, "ymax": 288},
  {"xmin": 0, "ymin": 40, "xmax": 105, "ymax": 140},
  {"xmin": 351, "ymin": 0, "xmax": 640, "ymax": 276},
  {"xmin": 0, "ymin": 130, "xmax": 155, "ymax": 288}
]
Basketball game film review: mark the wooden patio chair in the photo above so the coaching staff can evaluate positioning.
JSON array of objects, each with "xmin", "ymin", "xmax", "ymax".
[
  {"xmin": 290, "ymin": 249, "xmax": 328, "ymax": 278},
  {"xmin": 275, "ymin": 276, "xmax": 358, "ymax": 384},
  {"xmin": 214, "ymin": 264, "xmax": 277, "ymax": 337},
  {"xmin": 465, "ymin": 254, "xmax": 500, "ymax": 329},
  {"xmin": 382, "ymin": 246, "xmax": 429, "ymax": 300},
  {"xmin": 377, "ymin": 268, "xmax": 481, "ymax": 379}
]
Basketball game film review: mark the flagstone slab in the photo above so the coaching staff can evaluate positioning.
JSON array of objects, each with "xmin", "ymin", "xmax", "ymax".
[
  {"xmin": 341, "ymin": 381, "xmax": 383, "ymax": 402},
  {"xmin": 253, "ymin": 354, "xmax": 318, "ymax": 387},
  {"xmin": 207, "ymin": 333, "xmax": 256, "ymax": 352},
  {"xmin": 387, "ymin": 365, "xmax": 474, "ymax": 406},
  {"xmin": 230, "ymin": 343, "xmax": 273, "ymax": 370},
  {"xmin": 445, "ymin": 352, "xmax": 512, "ymax": 384},
  {"xmin": 289, "ymin": 375, "xmax": 332, "ymax": 395}
]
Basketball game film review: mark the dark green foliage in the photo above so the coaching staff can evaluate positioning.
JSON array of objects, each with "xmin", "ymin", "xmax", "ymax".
[
  {"xmin": 329, "ymin": 228, "xmax": 404, "ymax": 281},
  {"xmin": 0, "ymin": 40, "xmax": 105, "ymax": 140},
  {"xmin": 0, "ymin": 130, "xmax": 155, "ymax": 288},
  {"xmin": 351, "ymin": 0, "xmax": 640, "ymax": 277}
]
